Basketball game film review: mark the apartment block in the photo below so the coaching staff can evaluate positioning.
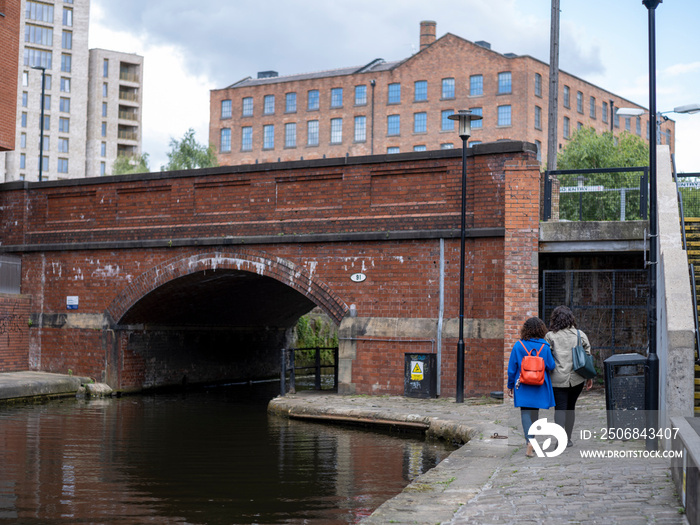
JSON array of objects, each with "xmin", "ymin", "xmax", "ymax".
[
  {"xmin": 86, "ymin": 49, "xmax": 143, "ymax": 177},
  {"xmin": 1, "ymin": 0, "xmax": 143, "ymax": 182},
  {"xmin": 210, "ymin": 21, "xmax": 674, "ymax": 167},
  {"xmin": 0, "ymin": 1, "xmax": 21, "ymax": 152}
]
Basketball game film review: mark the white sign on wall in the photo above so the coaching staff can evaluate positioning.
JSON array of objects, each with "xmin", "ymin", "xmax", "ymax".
[{"xmin": 66, "ymin": 296, "xmax": 79, "ymax": 310}]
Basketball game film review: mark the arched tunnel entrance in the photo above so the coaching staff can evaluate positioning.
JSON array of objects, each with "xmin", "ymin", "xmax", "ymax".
[{"xmin": 107, "ymin": 251, "xmax": 348, "ymax": 391}]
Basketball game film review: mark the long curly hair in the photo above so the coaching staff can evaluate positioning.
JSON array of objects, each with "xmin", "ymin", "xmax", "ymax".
[
  {"xmin": 520, "ymin": 317, "xmax": 548, "ymax": 340},
  {"xmin": 549, "ymin": 305, "xmax": 577, "ymax": 332}
]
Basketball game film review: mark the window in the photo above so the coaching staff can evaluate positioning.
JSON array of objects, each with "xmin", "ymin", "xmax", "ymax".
[
  {"xmin": 497, "ymin": 105, "xmax": 511, "ymax": 126},
  {"xmin": 388, "ymin": 83, "xmax": 401, "ymax": 104},
  {"xmin": 25, "ymin": 2, "xmax": 54, "ymax": 23},
  {"xmin": 577, "ymin": 122, "xmax": 583, "ymax": 131},
  {"xmin": 42, "ymin": 135, "xmax": 49, "ymax": 151},
  {"xmin": 60, "ymin": 77, "xmax": 70, "ymax": 92},
  {"xmin": 284, "ymin": 122, "xmax": 296, "ymax": 147},
  {"xmin": 20, "ymin": 133, "xmax": 26, "ymax": 148},
  {"xmin": 355, "ymin": 85, "xmax": 367, "ymax": 106},
  {"xmin": 387, "ymin": 147, "xmax": 399, "ymax": 154},
  {"xmin": 285, "ymin": 92, "xmax": 297, "ymax": 113},
  {"xmin": 22, "ymin": 92, "xmax": 28, "ymax": 107},
  {"xmin": 498, "ymin": 72, "xmax": 512, "ymax": 94},
  {"xmin": 441, "ymin": 109, "xmax": 454, "ymax": 131},
  {"xmin": 414, "ymin": 80, "xmax": 427, "ymax": 102},
  {"xmin": 307, "ymin": 90, "xmax": 319, "ymax": 110},
  {"xmin": 387, "ymin": 114, "xmax": 400, "ymax": 136},
  {"xmin": 102, "ymin": 59, "xmax": 109, "ymax": 78},
  {"xmin": 331, "ymin": 88, "xmax": 343, "ymax": 108},
  {"xmin": 330, "ymin": 118, "xmax": 343, "ymax": 143},
  {"xmin": 100, "ymin": 162, "xmax": 106, "ymax": 176},
  {"xmin": 101, "ymin": 122, "xmax": 106, "ymax": 137},
  {"xmin": 42, "ymin": 115, "xmax": 50, "ymax": 131},
  {"xmin": 614, "ymin": 112, "xmax": 620, "ymax": 128},
  {"xmin": 100, "ymin": 142, "xmax": 106, "ymax": 157},
  {"xmin": 22, "ymin": 71, "xmax": 28, "ymax": 87},
  {"xmin": 440, "ymin": 143, "xmax": 454, "ymax": 150},
  {"xmin": 470, "ymin": 75, "xmax": 483, "ymax": 96},
  {"xmin": 470, "ymin": 108, "xmax": 483, "ymax": 129},
  {"xmin": 590, "ymin": 96, "xmax": 596, "ymax": 118},
  {"xmin": 25, "ymin": 24, "xmax": 53, "ymax": 46},
  {"xmin": 221, "ymin": 99, "xmax": 232, "ymax": 119},
  {"xmin": 636, "ymin": 117, "xmax": 641, "ymax": 136},
  {"xmin": 442, "ymin": 78, "xmax": 455, "ymax": 99},
  {"xmin": 563, "ymin": 86, "xmax": 570, "ymax": 108},
  {"xmin": 20, "ymin": 154, "xmax": 26, "ymax": 169},
  {"xmin": 62, "ymin": 7, "xmax": 72, "ymax": 26},
  {"xmin": 263, "ymin": 95, "xmax": 275, "ymax": 115},
  {"xmin": 21, "ymin": 113, "xmax": 27, "ymax": 128},
  {"xmin": 414, "ymin": 145, "xmax": 427, "ymax": 152},
  {"xmin": 535, "ymin": 73, "xmax": 542, "ymax": 97},
  {"xmin": 576, "ymin": 91, "xmax": 583, "ymax": 113},
  {"xmin": 625, "ymin": 117, "xmax": 631, "ymax": 131},
  {"xmin": 43, "ymin": 94, "xmax": 50, "ymax": 110},
  {"xmin": 58, "ymin": 158, "xmax": 68, "ymax": 174},
  {"xmin": 307, "ymin": 120, "xmax": 319, "ymax": 146},
  {"xmin": 59, "ymin": 117, "xmax": 69, "ymax": 132},
  {"xmin": 469, "ymin": 141, "xmax": 482, "ymax": 147},
  {"xmin": 23, "ymin": 48, "xmax": 52, "ymax": 69},
  {"xmin": 102, "ymin": 83, "xmax": 108, "ymax": 97},
  {"xmin": 44, "ymin": 74, "xmax": 51, "ymax": 90},
  {"xmin": 535, "ymin": 106, "xmax": 542, "ymax": 130},
  {"xmin": 535, "ymin": 140, "xmax": 542, "ymax": 162},
  {"xmin": 414, "ymin": 112, "xmax": 427, "ymax": 133},
  {"xmin": 220, "ymin": 128, "xmax": 231, "ymax": 152},
  {"xmin": 263, "ymin": 124, "xmax": 274, "ymax": 149},
  {"xmin": 61, "ymin": 53, "xmax": 71, "ymax": 72},
  {"xmin": 242, "ymin": 97, "xmax": 253, "ymax": 116},
  {"xmin": 354, "ymin": 116, "xmax": 366, "ymax": 142},
  {"xmin": 58, "ymin": 137, "xmax": 69, "ymax": 153},
  {"xmin": 563, "ymin": 116, "xmax": 570, "ymax": 138},
  {"xmin": 62, "ymin": 30, "xmax": 72, "ymax": 49},
  {"xmin": 602, "ymin": 102, "xmax": 609, "ymax": 123},
  {"xmin": 101, "ymin": 102, "xmax": 107, "ymax": 117},
  {"xmin": 40, "ymin": 156, "xmax": 48, "ymax": 172},
  {"xmin": 241, "ymin": 126, "xmax": 252, "ymax": 151},
  {"xmin": 59, "ymin": 97, "xmax": 70, "ymax": 113}
]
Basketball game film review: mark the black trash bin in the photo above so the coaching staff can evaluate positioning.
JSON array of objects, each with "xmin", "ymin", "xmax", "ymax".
[
  {"xmin": 404, "ymin": 353, "xmax": 437, "ymax": 399},
  {"xmin": 604, "ymin": 353, "xmax": 646, "ymax": 433}
]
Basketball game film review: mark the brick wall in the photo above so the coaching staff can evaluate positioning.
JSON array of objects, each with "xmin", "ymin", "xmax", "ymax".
[
  {"xmin": 0, "ymin": 294, "xmax": 31, "ymax": 372},
  {"xmin": 1, "ymin": 145, "xmax": 540, "ymax": 395},
  {"xmin": 0, "ymin": 0, "xmax": 20, "ymax": 151}
]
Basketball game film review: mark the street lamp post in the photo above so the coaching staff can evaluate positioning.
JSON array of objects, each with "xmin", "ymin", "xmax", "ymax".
[
  {"xmin": 447, "ymin": 110, "xmax": 482, "ymax": 403},
  {"xmin": 616, "ymin": 104, "xmax": 700, "ymax": 144},
  {"xmin": 31, "ymin": 65, "xmax": 46, "ymax": 182}
]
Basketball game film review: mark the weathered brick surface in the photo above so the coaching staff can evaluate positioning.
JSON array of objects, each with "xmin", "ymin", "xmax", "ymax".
[
  {"xmin": 1, "ymin": 146, "xmax": 540, "ymax": 395},
  {"xmin": 0, "ymin": 0, "xmax": 20, "ymax": 151},
  {"xmin": 0, "ymin": 295, "xmax": 31, "ymax": 372}
]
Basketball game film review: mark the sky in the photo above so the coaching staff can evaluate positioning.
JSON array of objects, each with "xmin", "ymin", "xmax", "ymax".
[{"xmin": 88, "ymin": 0, "xmax": 700, "ymax": 173}]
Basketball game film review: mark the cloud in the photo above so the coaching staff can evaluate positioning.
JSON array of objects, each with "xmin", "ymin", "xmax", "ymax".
[{"xmin": 664, "ymin": 62, "xmax": 700, "ymax": 77}]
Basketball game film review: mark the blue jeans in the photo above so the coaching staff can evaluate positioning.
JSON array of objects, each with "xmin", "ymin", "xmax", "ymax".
[{"xmin": 520, "ymin": 407, "xmax": 539, "ymax": 443}]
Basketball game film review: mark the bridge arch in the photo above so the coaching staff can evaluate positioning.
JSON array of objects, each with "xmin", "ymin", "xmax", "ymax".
[{"xmin": 106, "ymin": 249, "xmax": 349, "ymax": 326}]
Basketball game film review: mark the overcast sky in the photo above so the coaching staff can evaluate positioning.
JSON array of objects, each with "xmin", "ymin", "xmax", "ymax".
[{"xmin": 88, "ymin": 0, "xmax": 700, "ymax": 173}]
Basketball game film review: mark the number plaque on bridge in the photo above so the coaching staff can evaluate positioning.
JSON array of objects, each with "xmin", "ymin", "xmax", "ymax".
[{"xmin": 350, "ymin": 273, "xmax": 366, "ymax": 282}]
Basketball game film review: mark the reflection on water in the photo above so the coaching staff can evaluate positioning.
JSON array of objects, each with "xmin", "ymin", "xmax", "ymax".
[{"xmin": 0, "ymin": 382, "xmax": 454, "ymax": 524}]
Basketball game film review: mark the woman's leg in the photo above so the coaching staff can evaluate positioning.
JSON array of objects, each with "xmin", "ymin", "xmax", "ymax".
[
  {"xmin": 563, "ymin": 382, "xmax": 585, "ymax": 440},
  {"xmin": 553, "ymin": 387, "xmax": 568, "ymax": 436},
  {"xmin": 520, "ymin": 407, "xmax": 539, "ymax": 443}
]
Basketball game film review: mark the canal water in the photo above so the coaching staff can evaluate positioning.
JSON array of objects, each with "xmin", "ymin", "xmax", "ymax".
[{"xmin": 0, "ymin": 382, "xmax": 455, "ymax": 524}]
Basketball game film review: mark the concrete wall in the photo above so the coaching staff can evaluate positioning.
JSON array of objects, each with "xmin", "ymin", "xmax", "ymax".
[{"xmin": 656, "ymin": 145, "xmax": 695, "ymax": 442}]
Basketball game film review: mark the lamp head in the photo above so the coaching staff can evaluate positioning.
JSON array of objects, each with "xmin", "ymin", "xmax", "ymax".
[
  {"xmin": 673, "ymin": 103, "xmax": 700, "ymax": 115},
  {"xmin": 447, "ymin": 110, "xmax": 482, "ymax": 139},
  {"xmin": 616, "ymin": 107, "xmax": 646, "ymax": 117}
]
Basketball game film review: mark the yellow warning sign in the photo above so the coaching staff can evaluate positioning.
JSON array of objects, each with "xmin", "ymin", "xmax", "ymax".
[{"xmin": 411, "ymin": 361, "xmax": 424, "ymax": 381}]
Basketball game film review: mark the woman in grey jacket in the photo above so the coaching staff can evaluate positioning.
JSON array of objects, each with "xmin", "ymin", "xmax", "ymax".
[{"xmin": 545, "ymin": 306, "xmax": 593, "ymax": 447}]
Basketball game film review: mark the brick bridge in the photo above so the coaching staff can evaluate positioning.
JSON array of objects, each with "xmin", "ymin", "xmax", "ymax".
[{"xmin": 0, "ymin": 142, "xmax": 540, "ymax": 397}]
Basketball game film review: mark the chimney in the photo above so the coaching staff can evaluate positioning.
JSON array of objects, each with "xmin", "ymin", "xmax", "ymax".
[{"xmin": 420, "ymin": 20, "xmax": 436, "ymax": 50}]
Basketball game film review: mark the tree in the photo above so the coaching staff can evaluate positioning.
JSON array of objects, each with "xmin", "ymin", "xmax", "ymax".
[
  {"xmin": 555, "ymin": 128, "xmax": 649, "ymax": 221},
  {"xmin": 111, "ymin": 153, "xmax": 150, "ymax": 175},
  {"xmin": 163, "ymin": 128, "xmax": 218, "ymax": 171}
]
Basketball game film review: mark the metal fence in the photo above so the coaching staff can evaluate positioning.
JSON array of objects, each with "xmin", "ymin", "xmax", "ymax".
[
  {"xmin": 541, "ymin": 270, "xmax": 648, "ymax": 370},
  {"xmin": 676, "ymin": 173, "xmax": 700, "ymax": 218},
  {"xmin": 543, "ymin": 167, "xmax": 649, "ymax": 222},
  {"xmin": 280, "ymin": 346, "xmax": 339, "ymax": 396}
]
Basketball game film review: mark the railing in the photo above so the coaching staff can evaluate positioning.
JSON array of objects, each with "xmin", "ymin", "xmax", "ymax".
[
  {"xmin": 675, "ymin": 172, "xmax": 700, "ymax": 219},
  {"xmin": 280, "ymin": 346, "xmax": 339, "ymax": 396},
  {"xmin": 118, "ymin": 110, "xmax": 138, "ymax": 121},
  {"xmin": 543, "ymin": 167, "xmax": 649, "ymax": 222},
  {"xmin": 119, "ymin": 72, "xmax": 140, "ymax": 83},
  {"xmin": 118, "ymin": 130, "xmax": 138, "ymax": 141},
  {"xmin": 118, "ymin": 91, "xmax": 139, "ymax": 103}
]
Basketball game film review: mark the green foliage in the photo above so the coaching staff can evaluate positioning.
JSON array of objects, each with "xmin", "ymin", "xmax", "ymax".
[
  {"xmin": 163, "ymin": 128, "xmax": 218, "ymax": 171},
  {"xmin": 557, "ymin": 128, "xmax": 648, "ymax": 170},
  {"xmin": 294, "ymin": 314, "xmax": 338, "ymax": 366},
  {"xmin": 111, "ymin": 153, "xmax": 150, "ymax": 175},
  {"xmin": 555, "ymin": 128, "xmax": 650, "ymax": 221}
]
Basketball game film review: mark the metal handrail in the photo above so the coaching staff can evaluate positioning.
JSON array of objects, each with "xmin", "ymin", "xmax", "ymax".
[{"xmin": 280, "ymin": 346, "xmax": 338, "ymax": 396}]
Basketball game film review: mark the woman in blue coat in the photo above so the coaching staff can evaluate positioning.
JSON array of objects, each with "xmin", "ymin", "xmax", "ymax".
[{"xmin": 507, "ymin": 317, "xmax": 556, "ymax": 457}]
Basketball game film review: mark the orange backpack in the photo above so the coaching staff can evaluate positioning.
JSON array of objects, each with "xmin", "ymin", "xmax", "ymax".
[{"xmin": 519, "ymin": 341, "xmax": 546, "ymax": 386}]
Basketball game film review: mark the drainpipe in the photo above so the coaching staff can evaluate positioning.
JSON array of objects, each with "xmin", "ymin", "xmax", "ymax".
[
  {"xmin": 370, "ymin": 80, "xmax": 376, "ymax": 155},
  {"xmin": 437, "ymin": 238, "xmax": 445, "ymax": 396}
]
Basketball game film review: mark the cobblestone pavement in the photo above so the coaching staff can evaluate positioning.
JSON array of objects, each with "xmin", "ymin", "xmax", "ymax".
[{"xmin": 269, "ymin": 389, "xmax": 688, "ymax": 525}]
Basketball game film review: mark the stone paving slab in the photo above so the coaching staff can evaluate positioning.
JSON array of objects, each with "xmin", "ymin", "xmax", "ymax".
[{"xmin": 269, "ymin": 389, "xmax": 689, "ymax": 525}]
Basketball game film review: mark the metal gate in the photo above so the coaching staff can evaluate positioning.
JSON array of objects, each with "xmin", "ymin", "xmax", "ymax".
[{"xmin": 541, "ymin": 270, "xmax": 648, "ymax": 365}]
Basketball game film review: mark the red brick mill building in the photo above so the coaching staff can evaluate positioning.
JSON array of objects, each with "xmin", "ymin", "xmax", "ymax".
[{"xmin": 0, "ymin": 141, "xmax": 540, "ymax": 398}]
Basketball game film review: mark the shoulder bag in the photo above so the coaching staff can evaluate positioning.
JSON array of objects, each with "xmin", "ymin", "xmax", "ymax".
[{"xmin": 572, "ymin": 330, "xmax": 596, "ymax": 379}]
